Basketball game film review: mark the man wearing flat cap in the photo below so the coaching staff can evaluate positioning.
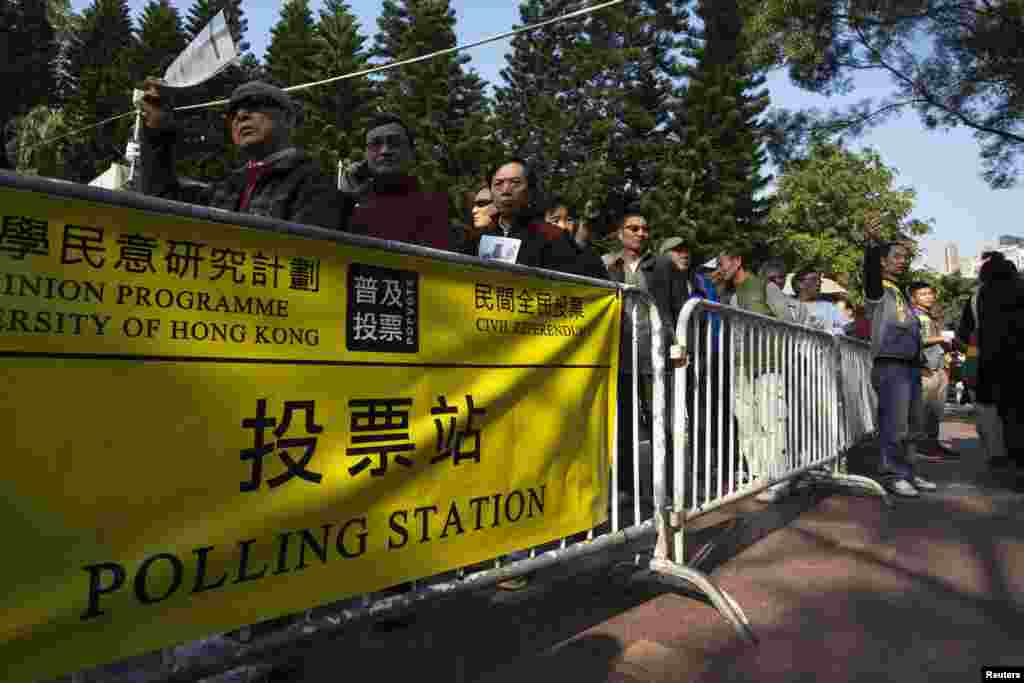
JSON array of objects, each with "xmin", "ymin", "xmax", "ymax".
[{"xmin": 137, "ymin": 78, "xmax": 345, "ymax": 230}]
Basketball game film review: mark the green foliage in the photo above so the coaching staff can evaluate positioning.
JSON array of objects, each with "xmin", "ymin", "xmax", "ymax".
[
  {"xmin": 129, "ymin": 0, "xmax": 187, "ymax": 84},
  {"xmin": 767, "ymin": 141, "xmax": 932, "ymax": 303},
  {"xmin": 494, "ymin": 0, "xmax": 689, "ymax": 241},
  {"xmin": 373, "ymin": 0, "xmax": 497, "ymax": 218},
  {"xmin": 265, "ymin": 0, "xmax": 320, "ymax": 153},
  {"xmin": 0, "ymin": 0, "xmax": 56, "ymax": 127},
  {"xmin": 61, "ymin": 0, "xmax": 135, "ymax": 182},
  {"xmin": 303, "ymin": 0, "xmax": 379, "ymax": 175},
  {"xmin": 748, "ymin": 0, "xmax": 1024, "ymax": 189},
  {"xmin": 659, "ymin": 0, "xmax": 771, "ymax": 258}
]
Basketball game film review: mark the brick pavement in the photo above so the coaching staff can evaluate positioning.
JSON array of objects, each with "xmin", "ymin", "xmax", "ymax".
[{"xmin": 260, "ymin": 415, "xmax": 1023, "ymax": 683}]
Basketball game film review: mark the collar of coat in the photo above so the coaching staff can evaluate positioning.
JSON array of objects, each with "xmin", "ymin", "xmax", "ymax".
[
  {"xmin": 224, "ymin": 148, "xmax": 306, "ymax": 187},
  {"xmin": 603, "ymin": 249, "xmax": 655, "ymax": 273}
]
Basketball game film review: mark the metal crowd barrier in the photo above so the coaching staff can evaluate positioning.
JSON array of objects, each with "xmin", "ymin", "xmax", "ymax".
[
  {"xmin": 667, "ymin": 299, "xmax": 888, "ymax": 534},
  {"xmin": 0, "ymin": 170, "xmax": 750, "ymax": 682}
]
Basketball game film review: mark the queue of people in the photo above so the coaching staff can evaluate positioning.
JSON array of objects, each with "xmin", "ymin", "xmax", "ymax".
[{"xmin": 133, "ymin": 76, "xmax": 1014, "ymax": 507}]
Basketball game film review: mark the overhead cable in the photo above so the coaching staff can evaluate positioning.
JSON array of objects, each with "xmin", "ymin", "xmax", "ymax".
[{"xmin": 26, "ymin": 0, "xmax": 624, "ymax": 149}]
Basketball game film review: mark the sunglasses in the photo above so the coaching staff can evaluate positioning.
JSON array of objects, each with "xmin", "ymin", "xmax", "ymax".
[{"xmin": 474, "ymin": 199, "xmax": 493, "ymax": 208}]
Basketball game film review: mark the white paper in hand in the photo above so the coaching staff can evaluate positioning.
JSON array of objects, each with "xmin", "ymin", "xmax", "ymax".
[{"xmin": 478, "ymin": 235, "xmax": 522, "ymax": 264}]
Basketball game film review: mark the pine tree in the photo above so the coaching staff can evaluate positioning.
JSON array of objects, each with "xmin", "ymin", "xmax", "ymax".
[
  {"xmin": 62, "ymin": 0, "xmax": 135, "ymax": 182},
  {"xmin": 305, "ymin": 0, "xmax": 378, "ymax": 174},
  {"xmin": 373, "ymin": 0, "xmax": 496, "ymax": 216},
  {"xmin": 264, "ymin": 0, "xmax": 319, "ymax": 152},
  {"xmin": 172, "ymin": 0, "xmax": 254, "ymax": 181},
  {"xmin": 573, "ymin": 0, "xmax": 689, "ymax": 238},
  {"xmin": 130, "ymin": 0, "xmax": 187, "ymax": 84},
  {"xmin": 493, "ymin": 0, "xmax": 589, "ymax": 204},
  {"xmin": 1, "ymin": 0, "xmax": 57, "ymax": 152},
  {"xmin": 494, "ymin": 0, "xmax": 688, "ymax": 237},
  {"xmin": 668, "ymin": 0, "xmax": 772, "ymax": 256}
]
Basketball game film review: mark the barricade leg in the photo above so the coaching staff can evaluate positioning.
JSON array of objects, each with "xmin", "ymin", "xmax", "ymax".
[{"xmin": 646, "ymin": 295, "xmax": 757, "ymax": 646}]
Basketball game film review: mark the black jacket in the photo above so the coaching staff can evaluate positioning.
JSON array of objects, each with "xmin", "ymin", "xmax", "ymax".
[
  {"xmin": 464, "ymin": 216, "xmax": 608, "ymax": 280},
  {"xmin": 958, "ymin": 271, "xmax": 1024, "ymax": 404},
  {"xmin": 139, "ymin": 124, "xmax": 348, "ymax": 231}
]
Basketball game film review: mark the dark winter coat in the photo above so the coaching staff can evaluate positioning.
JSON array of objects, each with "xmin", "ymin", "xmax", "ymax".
[
  {"xmin": 139, "ymin": 125, "xmax": 347, "ymax": 230},
  {"xmin": 957, "ymin": 271, "xmax": 1024, "ymax": 405}
]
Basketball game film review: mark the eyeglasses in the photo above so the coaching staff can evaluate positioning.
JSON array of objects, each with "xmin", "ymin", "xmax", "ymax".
[
  {"xmin": 227, "ymin": 97, "xmax": 282, "ymax": 118},
  {"xmin": 367, "ymin": 134, "xmax": 408, "ymax": 150},
  {"xmin": 492, "ymin": 178, "xmax": 525, "ymax": 190},
  {"xmin": 474, "ymin": 199, "xmax": 493, "ymax": 208}
]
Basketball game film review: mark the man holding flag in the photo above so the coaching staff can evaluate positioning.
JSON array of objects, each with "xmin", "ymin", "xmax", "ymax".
[{"xmin": 137, "ymin": 77, "xmax": 345, "ymax": 230}]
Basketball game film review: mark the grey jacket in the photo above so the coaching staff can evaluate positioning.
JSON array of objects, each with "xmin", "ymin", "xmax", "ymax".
[
  {"xmin": 604, "ymin": 250, "xmax": 656, "ymax": 374},
  {"xmin": 863, "ymin": 244, "xmax": 921, "ymax": 361}
]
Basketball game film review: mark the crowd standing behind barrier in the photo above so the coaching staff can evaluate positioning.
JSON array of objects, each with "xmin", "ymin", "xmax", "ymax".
[{"xmin": 0, "ymin": 167, "xmax": 896, "ymax": 682}]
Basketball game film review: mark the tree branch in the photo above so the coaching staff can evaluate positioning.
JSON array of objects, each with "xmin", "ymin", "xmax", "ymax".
[{"xmin": 849, "ymin": 21, "xmax": 1024, "ymax": 145}]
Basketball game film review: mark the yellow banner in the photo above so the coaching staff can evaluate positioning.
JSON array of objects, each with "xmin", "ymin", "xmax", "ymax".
[{"xmin": 0, "ymin": 185, "xmax": 620, "ymax": 682}]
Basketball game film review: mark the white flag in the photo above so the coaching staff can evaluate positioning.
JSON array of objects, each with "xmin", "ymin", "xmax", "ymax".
[{"xmin": 162, "ymin": 10, "xmax": 238, "ymax": 89}]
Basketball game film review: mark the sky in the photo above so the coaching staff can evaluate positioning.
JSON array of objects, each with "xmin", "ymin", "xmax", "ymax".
[{"xmin": 73, "ymin": 0, "xmax": 1024, "ymax": 270}]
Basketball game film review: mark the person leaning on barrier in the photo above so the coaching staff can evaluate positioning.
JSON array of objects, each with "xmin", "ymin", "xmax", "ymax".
[
  {"xmin": 464, "ymin": 158, "xmax": 607, "ymax": 278},
  {"xmin": 863, "ymin": 228, "xmax": 937, "ymax": 497},
  {"xmin": 715, "ymin": 247, "xmax": 805, "ymax": 503},
  {"xmin": 338, "ymin": 114, "xmax": 452, "ymax": 250},
  {"xmin": 603, "ymin": 209, "xmax": 657, "ymax": 502},
  {"xmin": 138, "ymin": 79, "xmax": 345, "ymax": 230}
]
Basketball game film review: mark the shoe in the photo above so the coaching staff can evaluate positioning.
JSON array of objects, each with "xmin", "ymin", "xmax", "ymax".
[
  {"xmin": 755, "ymin": 481, "xmax": 790, "ymax": 503},
  {"xmin": 885, "ymin": 478, "xmax": 920, "ymax": 498},
  {"xmin": 497, "ymin": 575, "xmax": 530, "ymax": 591},
  {"xmin": 911, "ymin": 475, "xmax": 938, "ymax": 491}
]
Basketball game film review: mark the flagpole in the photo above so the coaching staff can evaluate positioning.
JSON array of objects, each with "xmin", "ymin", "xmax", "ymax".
[{"xmin": 126, "ymin": 89, "xmax": 144, "ymax": 184}]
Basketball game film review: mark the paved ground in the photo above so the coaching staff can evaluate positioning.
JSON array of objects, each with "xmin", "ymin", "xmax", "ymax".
[{"xmin": 85, "ymin": 411, "xmax": 1024, "ymax": 682}]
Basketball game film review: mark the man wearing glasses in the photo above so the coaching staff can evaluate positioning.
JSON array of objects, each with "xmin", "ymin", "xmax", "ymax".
[
  {"xmin": 338, "ymin": 114, "xmax": 452, "ymax": 250},
  {"xmin": 138, "ymin": 79, "xmax": 343, "ymax": 230}
]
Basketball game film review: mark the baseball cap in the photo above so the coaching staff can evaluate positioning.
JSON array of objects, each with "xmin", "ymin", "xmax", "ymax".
[{"xmin": 658, "ymin": 236, "xmax": 689, "ymax": 256}]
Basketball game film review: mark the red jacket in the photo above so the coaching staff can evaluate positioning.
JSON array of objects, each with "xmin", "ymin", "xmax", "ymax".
[{"xmin": 347, "ymin": 175, "xmax": 452, "ymax": 251}]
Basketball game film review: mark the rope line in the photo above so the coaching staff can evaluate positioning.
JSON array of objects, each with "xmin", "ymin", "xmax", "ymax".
[{"xmin": 25, "ymin": 0, "xmax": 624, "ymax": 149}]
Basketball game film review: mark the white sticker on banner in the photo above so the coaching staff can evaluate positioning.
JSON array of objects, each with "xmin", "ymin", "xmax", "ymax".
[{"xmin": 478, "ymin": 235, "xmax": 522, "ymax": 264}]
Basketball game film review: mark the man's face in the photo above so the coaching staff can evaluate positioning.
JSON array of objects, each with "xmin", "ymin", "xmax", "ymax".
[
  {"xmin": 797, "ymin": 272, "xmax": 821, "ymax": 300},
  {"xmin": 912, "ymin": 286, "xmax": 936, "ymax": 310},
  {"xmin": 366, "ymin": 123, "xmax": 413, "ymax": 176},
  {"xmin": 717, "ymin": 253, "xmax": 742, "ymax": 284},
  {"xmin": 668, "ymin": 247, "xmax": 690, "ymax": 272},
  {"xmin": 546, "ymin": 206, "xmax": 574, "ymax": 233},
  {"xmin": 881, "ymin": 244, "xmax": 910, "ymax": 279},
  {"xmin": 618, "ymin": 215, "xmax": 649, "ymax": 253},
  {"xmin": 492, "ymin": 162, "xmax": 530, "ymax": 217},
  {"xmin": 765, "ymin": 271, "xmax": 786, "ymax": 290},
  {"xmin": 229, "ymin": 97, "xmax": 284, "ymax": 150},
  {"xmin": 472, "ymin": 188, "xmax": 496, "ymax": 229}
]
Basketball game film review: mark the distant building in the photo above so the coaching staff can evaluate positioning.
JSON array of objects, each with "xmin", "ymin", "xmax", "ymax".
[
  {"xmin": 944, "ymin": 243, "xmax": 960, "ymax": 274},
  {"xmin": 999, "ymin": 244, "xmax": 1024, "ymax": 271}
]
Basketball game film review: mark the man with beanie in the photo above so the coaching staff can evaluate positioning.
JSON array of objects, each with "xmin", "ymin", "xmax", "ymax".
[
  {"xmin": 338, "ymin": 114, "xmax": 452, "ymax": 250},
  {"xmin": 138, "ymin": 78, "xmax": 344, "ymax": 230}
]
